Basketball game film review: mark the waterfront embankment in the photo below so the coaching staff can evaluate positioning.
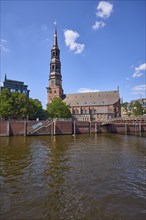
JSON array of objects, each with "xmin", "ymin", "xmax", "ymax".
[{"xmin": 0, "ymin": 116, "xmax": 146, "ymax": 136}]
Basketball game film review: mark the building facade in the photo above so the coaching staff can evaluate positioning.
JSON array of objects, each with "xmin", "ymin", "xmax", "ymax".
[
  {"xmin": 47, "ymin": 25, "xmax": 121, "ymax": 121},
  {"xmin": 0, "ymin": 75, "xmax": 30, "ymax": 97}
]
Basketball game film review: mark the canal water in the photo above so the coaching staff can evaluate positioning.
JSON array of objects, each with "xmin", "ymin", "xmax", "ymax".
[{"xmin": 0, "ymin": 134, "xmax": 146, "ymax": 220}]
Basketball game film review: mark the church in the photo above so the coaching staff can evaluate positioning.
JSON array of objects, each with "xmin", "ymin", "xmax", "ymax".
[{"xmin": 47, "ymin": 25, "xmax": 121, "ymax": 121}]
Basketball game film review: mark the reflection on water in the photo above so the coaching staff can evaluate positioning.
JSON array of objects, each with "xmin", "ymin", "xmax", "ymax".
[{"xmin": 0, "ymin": 134, "xmax": 146, "ymax": 220}]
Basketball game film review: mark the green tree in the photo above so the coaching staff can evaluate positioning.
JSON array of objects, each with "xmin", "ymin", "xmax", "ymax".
[
  {"xmin": 47, "ymin": 97, "xmax": 71, "ymax": 119},
  {"xmin": 29, "ymin": 99, "xmax": 48, "ymax": 120},
  {"xmin": 132, "ymin": 101, "xmax": 143, "ymax": 116},
  {"xmin": 11, "ymin": 92, "xmax": 30, "ymax": 118},
  {"xmin": 0, "ymin": 89, "xmax": 13, "ymax": 119},
  {"xmin": 121, "ymin": 102, "xmax": 129, "ymax": 109},
  {"xmin": 0, "ymin": 89, "xmax": 48, "ymax": 120}
]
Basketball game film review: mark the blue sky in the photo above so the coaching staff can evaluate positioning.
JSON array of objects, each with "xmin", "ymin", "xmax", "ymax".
[{"xmin": 1, "ymin": 0, "xmax": 146, "ymax": 108}]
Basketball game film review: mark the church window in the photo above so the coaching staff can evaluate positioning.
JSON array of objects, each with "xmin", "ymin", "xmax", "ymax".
[
  {"xmin": 75, "ymin": 109, "xmax": 79, "ymax": 114},
  {"xmin": 51, "ymin": 80, "xmax": 55, "ymax": 86},
  {"xmin": 82, "ymin": 108, "xmax": 87, "ymax": 114},
  {"xmin": 56, "ymin": 79, "xmax": 59, "ymax": 85},
  {"xmin": 54, "ymin": 90, "xmax": 56, "ymax": 93},
  {"xmin": 56, "ymin": 65, "xmax": 59, "ymax": 71}
]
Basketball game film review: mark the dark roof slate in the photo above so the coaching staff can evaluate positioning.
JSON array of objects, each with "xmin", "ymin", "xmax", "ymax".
[{"xmin": 63, "ymin": 90, "xmax": 120, "ymax": 107}]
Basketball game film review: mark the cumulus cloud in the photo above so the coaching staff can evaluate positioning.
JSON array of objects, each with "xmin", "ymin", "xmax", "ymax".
[
  {"xmin": 92, "ymin": 21, "xmax": 106, "ymax": 30},
  {"xmin": 135, "ymin": 63, "xmax": 146, "ymax": 72},
  {"xmin": 64, "ymin": 29, "xmax": 85, "ymax": 54},
  {"xmin": 0, "ymin": 39, "xmax": 10, "ymax": 52},
  {"xmin": 96, "ymin": 1, "xmax": 113, "ymax": 18},
  {"xmin": 131, "ymin": 84, "xmax": 146, "ymax": 95},
  {"xmin": 92, "ymin": 1, "xmax": 113, "ymax": 31},
  {"xmin": 132, "ymin": 63, "xmax": 146, "ymax": 78},
  {"xmin": 78, "ymin": 88, "xmax": 100, "ymax": 93}
]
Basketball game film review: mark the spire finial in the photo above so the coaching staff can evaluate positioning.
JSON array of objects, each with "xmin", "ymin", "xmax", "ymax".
[
  {"xmin": 54, "ymin": 19, "xmax": 57, "ymax": 28},
  {"xmin": 54, "ymin": 19, "xmax": 57, "ymax": 34},
  {"xmin": 53, "ymin": 19, "xmax": 58, "ymax": 46}
]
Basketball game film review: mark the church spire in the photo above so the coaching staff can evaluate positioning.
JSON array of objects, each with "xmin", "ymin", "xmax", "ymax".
[
  {"xmin": 53, "ymin": 20, "xmax": 58, "ymax": 47},
  {"xmin": 47, "ymin": 22, "xmax": 64, "ymax": 104}
]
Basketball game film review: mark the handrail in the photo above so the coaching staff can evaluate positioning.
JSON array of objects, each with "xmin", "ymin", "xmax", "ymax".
[
  {"xmin": 28, "ymin": 121, "xmax": 53, "ymax": 134},
  {"xmin": 100, "ymin": 115, "xmax": 146, "ymax": 125}
]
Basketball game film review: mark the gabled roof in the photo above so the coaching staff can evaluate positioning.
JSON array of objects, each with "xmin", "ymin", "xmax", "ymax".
[{"xmin": 63, "ymin": 90, "xmax": 120, "ymax": 107}]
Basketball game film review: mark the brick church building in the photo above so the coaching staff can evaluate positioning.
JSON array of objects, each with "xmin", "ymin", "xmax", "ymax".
[{"xmin": 47, "ymin": 25, "xmax": 121, "ymax": 121}]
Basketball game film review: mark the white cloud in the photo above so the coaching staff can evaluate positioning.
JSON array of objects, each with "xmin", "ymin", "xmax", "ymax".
[
  {"xmin": 92, "ymin": 21, "xmax": 106, "ymax": 30},
  {"xmin": 0, "ymin": 82, "xmax": 4, "ymax": 87},
  {"xmin": 0, "ymin": 39, "xmax": 10, "ymax": 52},
  {"xmin": 78, "ymin": 88, "xmax": 100, "ymax": 93},
  {"xmin": 135, "ymin": 63, "xmax": 146, "ymax": 72},
  {"xmin": 131, "ymin": 84, "xmax": 146, "ymax": 95},
  {"xmin": 1, "ymin": 39, "xmax": 7, "ymax": 43},
  {"xmin": 64, "ymin": 29, "xmax": 85, "ymax": 54},
  {"xmin": 132, "ymin": 72, "xmax": 143, "ymax": 78},
  {"xmin": 132, "ymin": 63, "xmax": 146, "ymax": 78},
  {"xmin": 0, "ymin": 44, "xmax": 10, "ymax": 52},
  {"xmin": 96, "ymin": 1, "xmax": 113, "ymax": 18}
]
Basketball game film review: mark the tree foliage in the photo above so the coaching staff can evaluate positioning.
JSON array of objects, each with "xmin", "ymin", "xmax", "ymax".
[
  {"xmin": 47, "ymin": 97, "xmax": 71, "ymax": 119},
  {"xmin": 0, "ymin": 89, "xmax": 48, "ymax": 120},
  {"xmin": 131, "ymin": 101, "xmax": 143, "ymax": 116},
  {"xmin": 0, "ymin": 89, "xmax": 13, "ymax": 119},
  {"xmin": 121, "ymin": 100, "xmax": 144, "ymax": 116}
]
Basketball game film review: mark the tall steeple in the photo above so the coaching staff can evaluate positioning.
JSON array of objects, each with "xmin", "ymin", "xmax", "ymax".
[
  {"xmin": 53, "ymin": 20, "xmax": 58, "ymax": 47},
  {"xmin": 47, "ymin": 22, "xmax": 64, "ymax": 104}
]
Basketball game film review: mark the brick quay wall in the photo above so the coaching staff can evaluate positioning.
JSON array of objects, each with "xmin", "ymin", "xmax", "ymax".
[{"xmin": 0, "ymin": 119, "xmax": 146, "ymax": 136}]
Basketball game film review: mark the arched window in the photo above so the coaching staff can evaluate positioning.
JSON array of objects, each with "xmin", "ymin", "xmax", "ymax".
[
  {"xmin": 91, "ymin": 108, "xmax": 96, "ymax": 114},
  {"xmin": 82, "ymin": 108, "xmax": 87, "ymax": 114},
  {"xmin": 52, "ymin": 65, "xmax": 55, "ymax": 71},
  {"xmin": 75, "ymin": 109, "xmax": 79, "ymax": 114},
  {"xmin": 56, "ymin": 65, "xmax": 59, "ymax": 71}
]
